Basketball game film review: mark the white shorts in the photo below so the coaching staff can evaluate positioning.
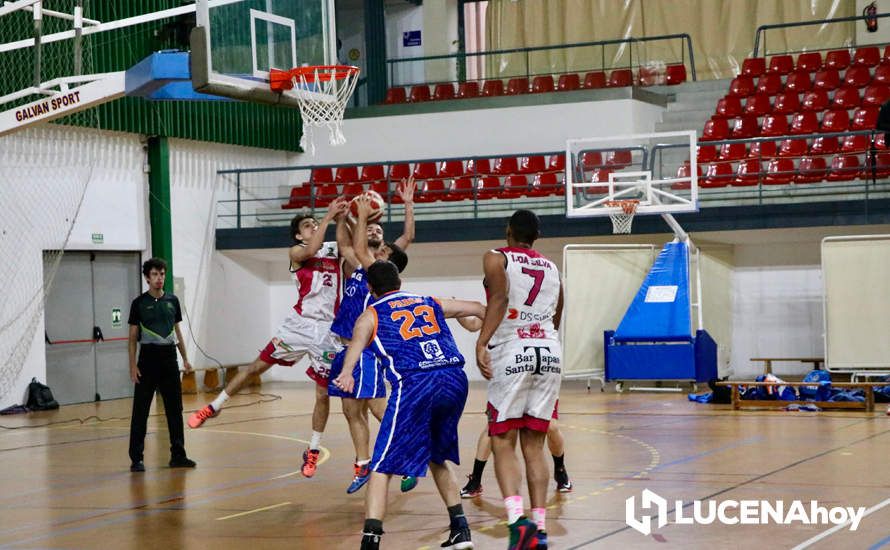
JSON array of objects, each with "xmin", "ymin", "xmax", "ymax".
[
  {"xmin": 259, "ymin": 310, "xmax": 342, "ymax": 386},
  {"xmin": 486, "ymin": 338, "xmax": 562, "ymax": 435}
]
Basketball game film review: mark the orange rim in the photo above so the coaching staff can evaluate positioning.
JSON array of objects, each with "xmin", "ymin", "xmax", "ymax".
[
  {"xmin": 291, "ymin": 65, "xmax": 360, "ymax": 82},
  {"xmin": 604, "ymin": 199, "xmax": 639, "ymax": 214}
]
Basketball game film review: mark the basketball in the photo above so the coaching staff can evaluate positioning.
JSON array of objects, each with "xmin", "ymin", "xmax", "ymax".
[{"xmin": 349, "ymin": 190, "xmax": 385, "ymax": 222}]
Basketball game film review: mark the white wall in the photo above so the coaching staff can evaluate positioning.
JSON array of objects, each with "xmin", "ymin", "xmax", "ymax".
[
  {"xmin": 385, "ymin": 2, "xmax": 425, "ymax": 85},
  {"xmin": 0, "ymin": 126, "xmax": 146, "ymax": 409},
  {"xmin": 300, "ymin": 98, "xmax": 664, "ymax": 165}
]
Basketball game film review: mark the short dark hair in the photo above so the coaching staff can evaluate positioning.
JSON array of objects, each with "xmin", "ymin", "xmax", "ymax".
[
  {"xmin": 290, "ymin": 213, "xmax": 316, "ymax": 243},
  {"xmin": 367, "ymin": 260, "xmax": 401, "ymax": 295},
  {"xmin": 142, "ymin": 257, "xmax": 167, "ymax": 277},
  {"xmin": 509, "ymin": 209, "xmax": 541, "ymax": 244},
  {"xmin": 385, "ymin": 242, "xmax": 408, "ymax": 273}
]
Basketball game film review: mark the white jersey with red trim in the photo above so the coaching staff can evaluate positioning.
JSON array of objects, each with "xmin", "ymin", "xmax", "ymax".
[
  {"xmin": 291, "ymin": 241, "xmax": 340, "ymax": 321},
  {"xmin": 489, "ymin": 246, "xmax": 560, "ymax": 346}
]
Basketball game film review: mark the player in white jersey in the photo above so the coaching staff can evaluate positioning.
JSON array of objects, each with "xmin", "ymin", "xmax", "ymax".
[
  {"xmin": 188, "ymin": 198, "xmax": 348, "ymax": 478},
  {"xmin": 476, "ymin": 209, "xmax": 563, "ymax": 550}
]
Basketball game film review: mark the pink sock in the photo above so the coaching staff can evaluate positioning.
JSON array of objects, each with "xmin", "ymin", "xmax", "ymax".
[
  {"xmin": 504, "ymin": 495, "xmax": 524, "ymax": 524},
  {"xmin": 532, "ymin": 507, "xmax": 546, "ymax": 531}
]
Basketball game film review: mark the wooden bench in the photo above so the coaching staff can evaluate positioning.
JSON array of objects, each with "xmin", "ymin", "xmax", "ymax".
[
  {"xmin": 180, "ymin": 365, "xmax": 261, "ymax": 394},
  {"xmin": 715, "ymin": 381, "xmax": 875, "ymax": 412},
  {"xmin": 750, "ymin": 357, "xmax": 824, "ymax": 374}
]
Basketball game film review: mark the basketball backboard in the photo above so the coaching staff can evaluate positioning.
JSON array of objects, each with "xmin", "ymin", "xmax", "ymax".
[
  {"xmin": 565, "ymin": 130, "xmax": 699, "ymax": 219},
  {"xmin": 193, "ymin": 0, "xmax": 336, "ymax": 106}
]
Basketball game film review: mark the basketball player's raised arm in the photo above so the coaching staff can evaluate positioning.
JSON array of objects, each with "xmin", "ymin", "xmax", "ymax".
[
  {"xmin": 290, "ymin": 197, "xmax": 347, "ymax": 264},
  {"xmin": 553, "ymin": 281, "xmax": 565, "ymax": 331},
  {"xmin": 438, "ymin": 298, "xmax": 486, "ymax": 321},
  {"xmin": 475, "ymin": 250, "xmax": 508, "ymax": 379},
  {"xmin": 333, "ymin": 309, "xmax": 375, "ymax": 394},
  {"xmin": 394, "ymin": 176, "xmax": 415, "ymax": 250},
  {"xmin": 352, "ymin": 195, "xmax": 377, "ymax": 269},
  {"xmin": 337, "ymin": 214, "xmax": 359, "ymax": 271}
]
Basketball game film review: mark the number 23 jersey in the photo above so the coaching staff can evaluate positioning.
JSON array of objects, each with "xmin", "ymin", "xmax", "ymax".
[{"xmin": 488, "ymin": 247, "xmax": 560, "ymax": 346}]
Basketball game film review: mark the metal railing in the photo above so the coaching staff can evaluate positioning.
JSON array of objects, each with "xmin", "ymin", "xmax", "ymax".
[
  {"xmin": 384, "ymin": 33, "xmax": 696, "ymax": 89},
  {"xmin": 754, "ymin": 12, "xmax": 890, "ymax": 57}
]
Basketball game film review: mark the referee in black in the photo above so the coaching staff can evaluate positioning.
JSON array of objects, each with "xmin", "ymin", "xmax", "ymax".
[{"xmin": 128, "ymin": 257, "xmax": 196, "ymax": 472}]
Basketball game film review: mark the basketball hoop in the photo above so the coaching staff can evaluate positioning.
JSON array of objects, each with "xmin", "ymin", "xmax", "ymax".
[
  {"xmin": 604, "ymin": 199, "xmax": 639, "ymax": 234},
  {"xmin": 269, "ymin": 65, "xmax": 360, "ymax": 154}
]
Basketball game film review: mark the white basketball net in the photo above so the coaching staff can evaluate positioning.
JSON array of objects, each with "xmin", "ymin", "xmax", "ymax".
[
  {"xmin": 291, "ymin": 66, "xmax": 360, "ymax": 154},
  {"xmin": 604, "ymin": 200, "xmax": 639, "ymax": 234}
]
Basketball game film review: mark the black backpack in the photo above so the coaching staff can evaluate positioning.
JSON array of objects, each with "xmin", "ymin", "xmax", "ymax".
[{"xmin": 26, "ymin": 378, "xmax": 59, "ymax": 411}]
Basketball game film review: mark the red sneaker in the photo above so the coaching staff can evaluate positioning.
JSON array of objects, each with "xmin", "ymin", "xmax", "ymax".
[
  {"xmin": 302, "ymin": 449, "xmax": 320, "ymax": 478},
  {"xmin": 187, "ymin": 404, "xmax": 218, "ymax": 429}
]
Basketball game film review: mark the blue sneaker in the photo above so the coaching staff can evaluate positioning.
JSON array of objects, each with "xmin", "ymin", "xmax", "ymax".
[
  {"xmin": 507, "ymin": 516, "xmax": 537, "ymax": 550},
  {"xmin": 347, "ymin": 463, "xmax": 371, "ymax": 494},
  {"xmin": 533, "ymin": 531, "xmax": 548, "ymax": 549},
  {"xmin": 400, "ymin": 475, "xmax": 418, "ymax": 492}
]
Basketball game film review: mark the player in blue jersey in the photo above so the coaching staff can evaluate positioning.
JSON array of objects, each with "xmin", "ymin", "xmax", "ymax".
[
  {"xmin": 334, "ymin": 260, "xmax": 485, "ymax": 550},
  {"xmin": 329, "ymin": 192, "xmax": 409, "ymax": 494}
]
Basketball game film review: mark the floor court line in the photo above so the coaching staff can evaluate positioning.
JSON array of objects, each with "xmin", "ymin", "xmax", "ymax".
[
  {"xmin": 216, "ymin": 501, "xmax": 291, "ymax": 521},
  {"xmin": 789, "ymin": 497, "xmax": 890, "ymax": 550}
]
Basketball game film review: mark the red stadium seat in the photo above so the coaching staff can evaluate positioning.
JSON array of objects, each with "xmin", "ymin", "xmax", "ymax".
[
  {"xmin": 749, "ymin": 140, "xmax": 778, "ymax": 159},
  {"xmin": 433, "ymin": 83, "xmax": 455, "ymax": 100},
  {"xmin": 731, "ymin": 115, "xmax": 759, "ymax": 139},
  {"xmin": 446, "ymin": 177, "xmax": 474, "ymax": 201},
  {"xmin": 369, "ymin": 180, "xmax": 389, "ymax": 199},
  {"xmin": 417, "ymin": 179, "xmax": 447, "ymax": 202},
  {"xmin": 493, "ymin": 156, "xmax": 519, "ymax": 175},
  {"xmin": 314, "ymin": 183, "xmax": 339, "ymax": 207},
  {"xmin": 764, "ymin": 158, "xmax": 794, "ymax": 184},
  {"xmin": 506, "ymin": 77, "xmax": 529, "ymax": 95},
  {"xmin": 790, "ymin": 112, "xmax": 819, "ymax": 134},
  {"xmin": 853, "ymin": 46, "xmax": 881, "ymax": 68},
  {"xmin": 531, "ymin": 75, "xmax": 554, "ymax": 93},
  {"xmin": 311, "ymin": 167, "xmax": 334, "ymax": 183},
  {"xmin": 580, "ymin": 151, "xmax": 603, "ymax": 171},
  {"xmin": 744, "ymin": 94, "xmax": 772, "ymax": 116},
  {"xmin": 697, "ymin": 145, "xmax": 718, "ymax": 163},
  {"xmin": 756, "ymin": 73, "xmax": 783, "ymax": 95},
  {"xmin": 583, "ymin": 71, "xmax": 607, "ymax": 89},
  {"xmin": 801, "ymin": 90, "xmax": 829, "ymax": 111},
  {"xmin": 665, "ymin": 64, "xmax": 687, "ymax": 85},
  {"xmin": 825, "ymin": 49, "xmax": 851, "ymax": 71},
  {"xmin": 884, "ymin": 45, "xmax": 890, "ymax": 64},
  {"xmin": 466, "ymin": 158, "xmax": 492, "ymax": 175},
  {"xmin": 389, "ymin": 163, "xmax": 411, "ymax": 180},
  {"xmin": 548, "ymin": 154, "xmax": 565, "ymax": 172},
  {"xmin": 733, "ymin": 159, "xmax": 762, "ymax": 186},
  {"xmin": 702, "ymin": 162, "xmax": 733, "ymax": 188},
  {"xmin": 820, "ymin": 109, "xmax": 850, "ymax": 133},
  {"xmin": 384, "ymin": 87, "xmax": 407, "ymax": 104},
  {"xmin": 874, "ymin": 64, "xmax": 890, "ymax": 85},
  {"xmin": 794, "ymin": 156, "xmax": 829, "ymax": 183},
  {"xmin": 283, "ymin": 186, "xmax": 311, "ymax": 209},
  {"xmin": 772, "ymin": 91, "xmax": 801, "ymax": 114},
  {"xmin": 716, "ymin": 96, "xmax": 743, "ymax": 118},
  {"xmin": 557, "ymin": 73, "xmax": 581, "ymax": 91},
  {"xmin": 409, "ymin": 85, "xmax": 431, "ymax": 102},
  {"xmin": 831, "ymin": 86, "xmax": 861, "ymax": 109},
  {"xmin": 784, "ymin": 71, "xmax": 812, "ymax": 93},
  {"xmin": 741, "ymin": 57, "xmax": 766, "ymax": 77},
  {"xmin": 813, "ymin": 69, "xmax": 841, "ymax": 91},
  {"xmin": 760, "ymin": 114, "xmax": 789, "ymax": 137},
  {"xmin": 502, "ymin": 175, "xmax": 529, "ymax": 198},
  {"xmin": 437, "ymin": 160, "xmax": 464, "ymax": 178},
  {"xmin": 778, "ymin": 139, "xmax": 808, "ymax": 158},
  {"xmin": 796, "ymin": 52, "xmax": 822, "ymax": 72},
  {"xmin": 608, "ymin": 69, "xmax": 634, "ymax": 87},
  {"xmin": 878, "ymin": 133, "xmax": 888, "ymax": 149},
  {"xmin": 482, "ymin": 80, "xmax": 504, "ymax": 96},
  {"xmin": 589, "ymin": 167, "xmax": 613, "ymax": 183},
  {"xmin": 334, "ymin": 166, "xmax": 359, "ymax": 184},
  {"xmin": 519, "ymin": 155, "xmax": 546, "ymax": 174},
  {"xmin": 841, "ymin": 135, "xmax": 869, "ymax": 153},
  {"xmin": 672, "ymin": 161, "xmax": 701, "ymax": 190},
  {"xmin": 606, "ymin": 150, "xmax": 633, "ymax": 167},
  {"xmin": 359, "ymin": 165, "xmax": 385, "ymax": 182},
  {"xmin": 412, "ymin": 162, "xmax": 437, "ymax": 180},
  {"xmin": 638, "ymin": 66, "xmax": 659, "ymax": 86},
  {"xmin": 719, "ymin": 142, "xmax": 747, "ymax": 161},
  {"xmin": 341, "ymin": 182, "xmax": 364, "ymax": 199},
  {"xmin": 851, "ymin": 107, "xmax": 879, "ymax": 131},
  {"xmin": 862, "ymin": 151, "xmax": 890, "ymax": 179},
  {"xmin": 862, "ymin": 84, "xmax": 890, "ymax": 107},
  {"xmin": 528, "ymin": 172, "xmax": 562, "ymax": 197},
  {"xmin": 767, "ymin": 54, "xmax": 794, "ymax": 75},
  {"xmin": 476, "ymin": 176, "xmax": 502, "ymax": 199},
  {"xmin": 843, "ymin": 66, "xmax": 871, "ymax": 88},
  {"xmin": 827, "ymin": 154, "xmax": 861, "ymax": 181},
  {"xmin": 810, "ymin": 136, "xmax": 839, "ymax": 155},
  {"xmin": 728, "ymin": 75, "xmax": 755, "ymax": 97},
  {"xmin": 457, "ymin": 81, "xmax": 480, "ymax": 98}
]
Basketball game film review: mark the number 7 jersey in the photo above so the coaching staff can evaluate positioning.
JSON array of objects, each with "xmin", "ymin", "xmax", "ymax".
[{"xmin": 489, "ymin": 246, "xmax": 561, "ymax": 346}]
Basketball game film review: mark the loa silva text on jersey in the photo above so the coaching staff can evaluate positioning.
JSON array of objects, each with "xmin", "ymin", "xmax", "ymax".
[{"xmin": 507, "ymin": 344, "xmax": 561, "ymax": 376}]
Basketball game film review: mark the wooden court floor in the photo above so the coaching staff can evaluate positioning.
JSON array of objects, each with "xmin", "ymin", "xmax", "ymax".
[{"xmin": 1, "ymin": 380, "xmax": 889, "ymax": 549}]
